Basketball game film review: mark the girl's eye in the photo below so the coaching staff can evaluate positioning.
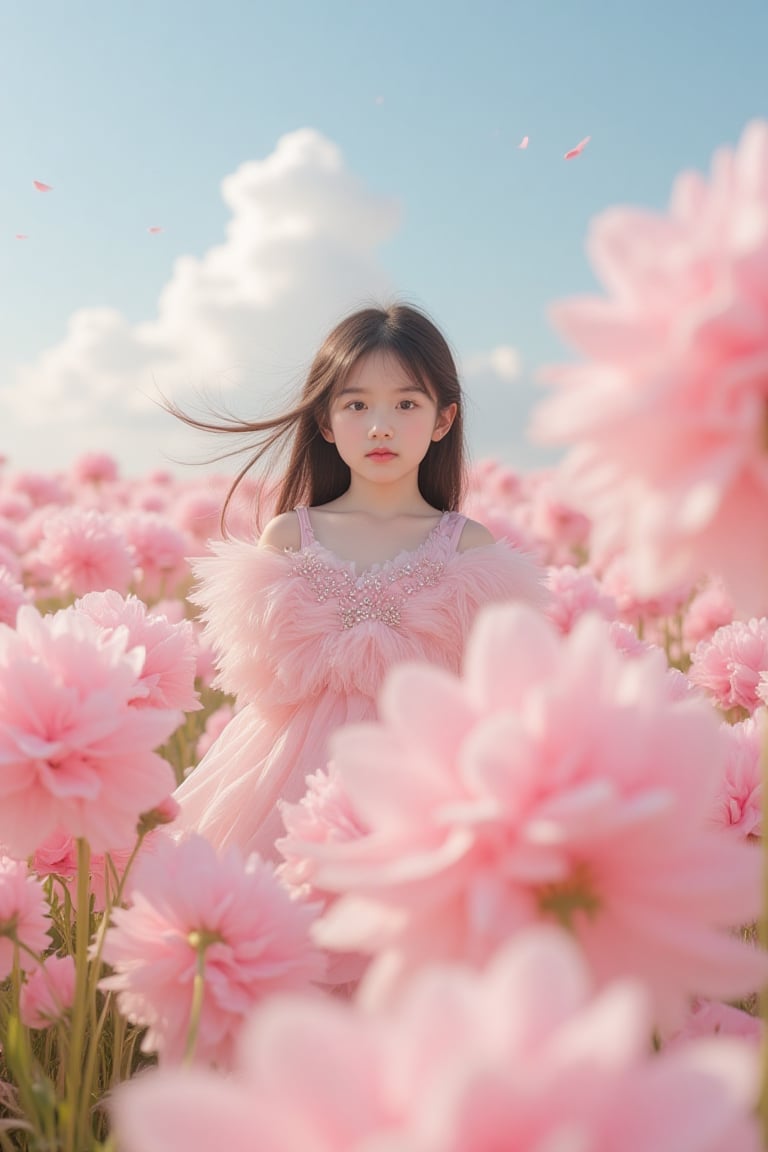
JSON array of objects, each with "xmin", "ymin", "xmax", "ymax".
[
  {"xmin": 346, "ymin": 401, "xmax": 366, "ymax": 411},
  {"xmin": 399, "ymin": 399, "xmax": 417, "ymax": 410}
]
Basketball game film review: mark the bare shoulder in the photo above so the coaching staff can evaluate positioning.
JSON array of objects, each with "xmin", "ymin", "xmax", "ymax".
[
  {"xmin": 258, "ymin": 511, "xmax": 301, "ymax": 552},
  {"xmin": 456, "ymin": 516, "xmax": 496, "ymax": 552}
]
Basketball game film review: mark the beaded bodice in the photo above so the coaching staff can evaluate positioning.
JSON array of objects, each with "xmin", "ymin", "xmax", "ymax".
[{"xmin": 291, "ymin": 508, "xmax": 465, "ymax": 631}]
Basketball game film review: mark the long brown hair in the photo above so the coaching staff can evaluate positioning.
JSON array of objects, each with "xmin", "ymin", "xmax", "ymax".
[{"xmin": 167, "ymin": 302, "xmax": 467, "ymax": 533}]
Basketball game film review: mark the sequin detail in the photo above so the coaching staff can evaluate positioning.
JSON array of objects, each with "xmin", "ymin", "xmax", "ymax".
[{"xmin": 292, "ymin": 548, "xmax": 446, "ymax": 630}]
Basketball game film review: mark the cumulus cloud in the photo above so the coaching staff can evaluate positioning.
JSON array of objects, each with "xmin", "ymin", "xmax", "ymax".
[
  {"xmin": 1, "ymin": 128, "xmax": 552, "ymax": 475},
  {"xmin": 1, "ymin": 130, "xmax": 400, "ymax": 471}
]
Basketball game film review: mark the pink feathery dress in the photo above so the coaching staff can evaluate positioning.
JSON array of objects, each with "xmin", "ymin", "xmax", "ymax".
[{"xmin": 175, "ymin": 506, "xmax": 546, "ymax": 861}]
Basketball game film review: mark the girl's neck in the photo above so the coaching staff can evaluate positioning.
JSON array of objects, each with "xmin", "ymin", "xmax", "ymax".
[{"xmin": 326, "ymin": 476, "xmax": 435, "ymax": 519}]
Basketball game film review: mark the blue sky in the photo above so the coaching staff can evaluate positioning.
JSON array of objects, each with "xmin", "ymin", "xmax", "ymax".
[{"xmin": 1, "ymin": 0, "xmax": 767, "ymax": 474}]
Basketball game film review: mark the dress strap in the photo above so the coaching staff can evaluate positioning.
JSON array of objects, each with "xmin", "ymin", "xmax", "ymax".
[
  {"xmin": 445, "ymin": 511, "xmax": 468, "ymax": 554},
  {"xmin": 294, "ymin": 506, "xmax": 315, "ymax": 548}
]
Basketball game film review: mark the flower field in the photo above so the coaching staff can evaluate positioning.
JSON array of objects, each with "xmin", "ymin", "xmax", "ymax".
[{"xmin": 1, "ymin": 119, "xmax": 768, "ymax": 1150}]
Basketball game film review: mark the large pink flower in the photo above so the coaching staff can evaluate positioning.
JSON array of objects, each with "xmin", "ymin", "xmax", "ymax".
[
  {"xmin": 100, "ymin": 833, "xmax": 325, "ymax": 1067},
  {"xmin": 33, "ymin": 507, "xmax": 137, "ymax": 598},
  {"xmin": 0, "ymin": 856, "xmax": 51, "ymax": 979},
  {"xmin": 305, "ymin": 604, "xmax": 766, "ymax": 1022},
  {"xmin": 71, "ymin": 590, "xmax": 201, "ymax": 713},
  {"xmin": 531, "ymin": 120, "xmax": 768, "ymax": 616},
  {"xmin": 0, "ymin": 606, "xmax": 179, "ymax": 856},
  {"xmin": 689, "ymin": 618, "xmax": 768, "ymax": 714},
  {"xmin": 113, "ymin": 929, "xmax": 760, "ymax": 1152}
]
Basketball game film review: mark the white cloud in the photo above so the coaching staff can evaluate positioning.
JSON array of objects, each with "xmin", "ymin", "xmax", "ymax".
[
  {"xmin": 1, "ymin": 128, "xmax": 558, "ymax": 477},
  {"xmin": 1, "ymin": 130, "xmax": 400, "ymax": 472},
  {"xmin": 463, "ymin": 345, "xmax": 522, "ymax": 383}
]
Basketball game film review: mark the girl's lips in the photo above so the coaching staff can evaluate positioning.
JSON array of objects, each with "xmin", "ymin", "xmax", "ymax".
[{"xmin": 367, "ymin": 450, "xmax": 397, "ymax": 459}]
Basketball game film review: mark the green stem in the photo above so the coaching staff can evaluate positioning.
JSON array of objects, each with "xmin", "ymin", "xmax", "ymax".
[
  {"xmin": 182, "ymin": 945, "xmax": 207, "ymax": 1066},
  {"xmin": 65, "ymin": 838, "xmax": 92, "ymax": 1152}
]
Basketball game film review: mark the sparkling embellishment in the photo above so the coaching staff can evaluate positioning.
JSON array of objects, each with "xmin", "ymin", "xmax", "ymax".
[{"xmin": 292, "ymin": 548, "xmax": 446, "ymax": 631}]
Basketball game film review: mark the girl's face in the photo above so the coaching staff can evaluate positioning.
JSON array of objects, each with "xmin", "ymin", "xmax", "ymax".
[{"xmin": 320, "ymin": 351, "xmax": 456, "ymax": 484}]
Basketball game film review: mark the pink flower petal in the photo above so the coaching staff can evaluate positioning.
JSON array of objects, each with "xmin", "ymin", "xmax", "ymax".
[
  {"xmin": 32, "ymin": 180, "xmax": 53, "ymax": 192},
  {"xmin": 518, "ymin": 135, "xmax": 529, "ymax": 149},
  {"xmin": 564, "ymin": 135, "xmax": 591, "ymax": 160}
]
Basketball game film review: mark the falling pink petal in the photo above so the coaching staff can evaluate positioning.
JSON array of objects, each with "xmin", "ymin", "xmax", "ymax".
[
  {"xmin": 518, "ymin": 136, "xmax": 529, "ymax": 150},
  {"xmin": 147, "ymin": 226, "xmax": 164, "ymax": 234},
  {"xmin": 15, "ymin": 234, "xmax": 29, "ymax": 240},
  {"xmin": 33, "ymin": 180, "xmax": 53, "ymax": 192},
  {"xmin": 564, "ymin": 136, "xmax": 591, "ymax": 160}
]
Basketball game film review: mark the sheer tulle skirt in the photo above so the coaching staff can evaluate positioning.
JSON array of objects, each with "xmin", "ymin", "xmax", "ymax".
[{"xmin": 174, "ymin": 690, "xmax": 374, "ymax": 863}]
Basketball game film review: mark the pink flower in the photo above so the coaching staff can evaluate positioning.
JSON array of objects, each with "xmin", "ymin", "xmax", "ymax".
[
  {"xmin": 308, "ymin": 604, "xmax": 767, "ymax": 1023},
  {"xmin": 100, "ymin": 833, "xmax": 325, "ymax": 1066},
  {"xmin": 545, "ymin": 565, "xmax": 617, "ymax": 634},
  {"xmin": 32, "ymin": 826, "xmax": 158, "ymax": 911},
  {"xmin": 0, "ymin": 543, "xmax": 21, "ymax": 583},
  {"xmin": 32, "ymin": 829, "xmax": 78, "ymax": 882},
  {"xmin": 10, "ymin": 470, "xmax": 68, "ymax": 508},
  {"xmin": 462, "ymin": 462, "xmax": 542, "ymax": 558},
  {"xmin": 277, "ymin": 765, "xmax": 370, "ymax": 986},
  {"xmin": 19, "ymin": 953, "xmax": 76, "ymax": 1028},
  {"xmin": 0, "ymin": 856, "xmax": 51, "ymax": 978},
  {"xmin": 0, "ymin": 517, "xmax": 20, "ymax": 555},
  {"xmin": 0, "ymin": 606, "xmax": 179, "ymax": 857},
  {"xmin": 123, "ymin": 512, "xmax": 191, "ymax": 600},
  {"xmin": 0, "ymin": 567, "xmax": 31, "ymax": 627},
  {"xmin": 70, "ymin": 452, "xmax": 120, "ymax": 485},
  {"xmin": 172, "ymin": 489, "xmax": 223, "ymax": 544},
  {"xmin": 689, "ymin": 618, "xmax": 768, "ymax": 714},
  {"xmin": 72, "ymin": 590, "xmax": 201, "ymax": 713},
  {"xmin": 608, "ymin": 619, "xmax": 654, "ymax": 658},
  {"xmin": 33, "ymin": 508, "xmax": 137, "ymax": 598},
  {"xmin": 0, "ymin": 491, "xmax": 32, "ymax": 522},
  {"xmin": 715, "ymin": 717, "xmax": 763, "ymax": 838},
  {"xmin": 683, "ymin": 579, "xmax": 735, "ymax": 649},
  {"xmin": 277, "ymin": 766, "xmax": 369, "ymax": 903},
  {"xmin": 112, "ymin": 929, "xmax": 760, "ymax": 1152},
  {"xmin": 527, "ymin": 472, "xmax": 593, "ymax": 565},
  {"xmin": 666, "ymin": 998, "xmax": 763, "ymax": 1049},
  {"xmin": 531, "ymin": 120, "xmax": 768, "ymax": 616},
  {"xmin": 598, "ymin": 554, "xmax": 692, "ymax": 627}
]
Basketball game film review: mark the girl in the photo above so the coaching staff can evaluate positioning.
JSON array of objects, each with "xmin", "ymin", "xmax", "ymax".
[{"xmin": 174, "ymin": 303, "xmax": 546, "ymax": 860}]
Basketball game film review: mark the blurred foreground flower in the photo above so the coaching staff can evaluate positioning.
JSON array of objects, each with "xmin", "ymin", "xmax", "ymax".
[
  {"xmin": 531, "ymin": 120, "xmax": 768, "ymax": 615},
  {"xmin": 113, "ymin": 928, "xmax": 760, "ymax": 1152},
  {"xmin": 303, "ymin": 604, "xmax": 766, "ymax": 1022}
]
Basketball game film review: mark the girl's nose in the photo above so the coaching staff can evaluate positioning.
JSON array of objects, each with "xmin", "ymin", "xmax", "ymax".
[{"xmin": 368, "ymin": 421, "xmax": 393, "ymax": 439}]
